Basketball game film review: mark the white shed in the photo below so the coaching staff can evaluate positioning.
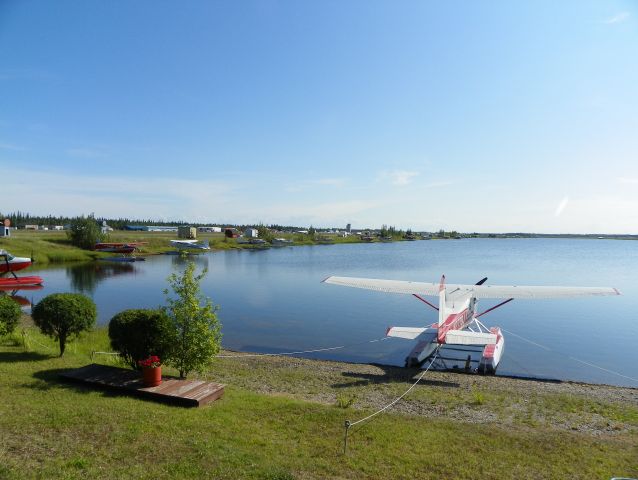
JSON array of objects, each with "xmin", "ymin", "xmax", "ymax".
[{"xmin": 244, "ymin": 228, "xmax": 259, "ymax": 238}]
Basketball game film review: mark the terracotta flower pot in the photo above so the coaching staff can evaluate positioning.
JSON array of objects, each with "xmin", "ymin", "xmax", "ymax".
[{"xmin": 142, "ymin": 366, "xmax": 162, "ymax": 387}]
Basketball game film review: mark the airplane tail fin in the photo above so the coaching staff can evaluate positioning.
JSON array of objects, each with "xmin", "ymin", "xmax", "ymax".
[{"xmin": 438, "ymin": 274, "xmax": 446, "ymax": 326}]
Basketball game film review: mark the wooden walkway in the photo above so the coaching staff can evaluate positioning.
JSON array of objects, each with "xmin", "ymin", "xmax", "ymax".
[{"xmin": 59, "ymin": 364, "xmax": 225, "ymax": 407}]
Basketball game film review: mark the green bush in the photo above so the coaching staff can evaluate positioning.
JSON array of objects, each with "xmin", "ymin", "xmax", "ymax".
[
  {"xmin": 108, "ymin": 309, "xmax": 175, "ymax": 369},
  {"xmin": 67, "ymin": 215, "xmax": 105, "ymax": 250},
  {"xmin": 0, "ymin": 295, "xmax": 21, "ymax": 336},
  {"xmin": 32, "ymin": 293, "xmax": 97, "ymax": 356}
]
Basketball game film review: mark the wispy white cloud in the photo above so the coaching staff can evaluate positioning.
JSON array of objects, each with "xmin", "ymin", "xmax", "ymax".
[
  {"xmin": 1, "ymin": 166, "xmax": 235, "ymax": 222},
  {"xmin": 380, "ymin": 170, "xmax": 420, "ymax": 186},
  {"xmin": 5, "ymin": 164, "xmax": 637, "ymax": 233},
  {"xmin": 554, "ymin": 196, "xmax": 569, "ymax": 217},
  {"xmin": 604, "ymin": 12, "xmax": 630, "ymax": 24}
]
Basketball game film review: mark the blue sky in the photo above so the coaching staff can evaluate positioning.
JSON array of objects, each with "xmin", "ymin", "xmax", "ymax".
[{"xmin": 1, "ymin": 1, "xmax": 637, "ymax": 232}]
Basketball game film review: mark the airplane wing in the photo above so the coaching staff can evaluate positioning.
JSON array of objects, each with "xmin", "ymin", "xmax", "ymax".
[
  {"xmin": 322, "ymin": 276, "xmax": 441, "ymax": 295},
  {"xmin": 468, "ymin": 284, "xmax": 621, "ymax": 299},
  {"xmin": 323, "ymin": 276, "xmax": 621, "ymax": 299}
]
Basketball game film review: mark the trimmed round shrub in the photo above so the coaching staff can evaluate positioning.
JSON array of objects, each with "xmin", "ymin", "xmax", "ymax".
[
  {"xmin": 108, "ymin": 309, "xmax": 175, "ymax": 369},
  {"xmin": 32, "ymin": 293, "xmax": 97, "ymax": 356},
  {"xmin": 0, "ymin": 295, "xmax": 21, "ymax": 337}
]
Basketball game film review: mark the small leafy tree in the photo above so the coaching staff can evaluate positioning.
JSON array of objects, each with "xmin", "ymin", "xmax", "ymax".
[
  {"xmin": 108, "ymin": 309, "xmax": 176, "ymax": 369},
  {"xmin": 67, "ymin": 215, "xmax": 105, "ymax": 249},
  {"xmin": 0, "ymin": 295, "xmax": 21, "ymax": 337},
  {"xmin": 163, "ymin": 261, "xmax": 221, "ymax": 378},
  {"xmin": 32, "ymin": 293, "xmax": 96, "ymax": 356},
  {"xmin": 256, "ymin": 223, "xmax": 274, "ymax": 243}
]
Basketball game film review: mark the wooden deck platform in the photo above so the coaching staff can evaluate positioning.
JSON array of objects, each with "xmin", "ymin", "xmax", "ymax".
[{"xmin": 59, "ymin": 363, "xmax": 225, "ymax": 407}]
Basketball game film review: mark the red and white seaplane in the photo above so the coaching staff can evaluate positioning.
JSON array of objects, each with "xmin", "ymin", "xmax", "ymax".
[
  {"xmin": 94, "ymin": 242, "xmax": 147, "ymax": 254},
  {"xmin": 323, "ymin": 275, "xmax": 621, "ymax": 374},
  {"xmin": 0, "ymin": 250, "xmax": 43, "ymax": 288}
]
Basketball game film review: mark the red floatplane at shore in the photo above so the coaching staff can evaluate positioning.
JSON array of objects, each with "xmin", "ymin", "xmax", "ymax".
[
  {"xmin": 0, "ymin": 250, "xmax": 43, "ymax": 288},
  {"xmin": 94, "ymin": 242, "xmax": 147, "ymax": 254}
]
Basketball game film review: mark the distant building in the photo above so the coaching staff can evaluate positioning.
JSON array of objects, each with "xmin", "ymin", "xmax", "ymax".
[
  {"xmin": 346, "ymin": 223, "xmax": 351, "ymax": 233},
  {"xmin": 124, "ymin": 225, "xmax": 178, "ymax": 232},
  {"xmin": 24, "ymin": 225, "xmax": 38, "ymax": 230},
  {"xmin": 178, "ymin": 226, "xmax": 197, "ymax": 239},
  {"xmin": 148, "ymin": 226, "xmax": 178, "ymax": 232},
  {"xmin": 198, "ymin": 226, "xmax": 222, "ymax": 233},
  {"xmin": 244, "ymin": 228, "xmax": 258, "ymax": 238}
]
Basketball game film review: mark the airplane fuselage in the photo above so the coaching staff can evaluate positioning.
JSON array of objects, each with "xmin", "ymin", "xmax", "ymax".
[
  {"xmin": 437, "ymin": 294, "xmax": 475, "ymax": 344},
  {"xmin": 0, "ymin": 253, "xmax": 32, "ymax": 274}
]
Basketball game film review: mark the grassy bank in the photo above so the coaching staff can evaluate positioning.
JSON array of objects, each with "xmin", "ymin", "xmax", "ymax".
[
  {"xmin": 0, "ymin": 230, "xmax": 106, "ymax": 264},
  {"xmin": 1, "ymin": 323, "xmax": 636, "ymax": 479},
  {"xmin": 0, "ymin": 230, "xmax": 392, "ymax": 265}
]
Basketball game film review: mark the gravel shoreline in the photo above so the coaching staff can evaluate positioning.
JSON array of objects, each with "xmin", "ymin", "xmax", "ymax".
[{"xmin": 209, "ymin": 351, "xmax": 638, "ymax": 436}]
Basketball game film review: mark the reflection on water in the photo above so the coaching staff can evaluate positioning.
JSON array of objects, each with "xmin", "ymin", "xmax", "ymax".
[
  {"xmin": 170, "ymin": 253, "xmax": 210, "ymax": 269},
  {"xmin": 0, "ymin": 285, "xmax": 43, "ymax": 308},
  {"xmin": 0, "ymin": 291, "xmax": 34, "ymax": 307},
  {"xmin": 66, "ymin": 261, "xmax": 136, "ymax": 294}
]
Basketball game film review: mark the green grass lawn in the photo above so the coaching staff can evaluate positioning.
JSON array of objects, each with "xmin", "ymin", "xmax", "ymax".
[{"xmin": 1, "ymin": 324, "xmax": 636, "ymax": 479}]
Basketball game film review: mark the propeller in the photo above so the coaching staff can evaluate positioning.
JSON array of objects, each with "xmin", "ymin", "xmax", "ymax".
[{"xmin": 475, "ymin": 277, "xmax": 488, "ymax": 285}]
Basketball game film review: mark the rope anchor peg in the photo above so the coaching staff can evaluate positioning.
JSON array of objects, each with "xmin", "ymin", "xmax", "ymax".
[{"xmin": 343, "ymin": 420, "xmax": 351, "ymax": 455}]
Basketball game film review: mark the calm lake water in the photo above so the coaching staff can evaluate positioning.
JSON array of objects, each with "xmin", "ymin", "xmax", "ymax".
[{"xmin": 20, "ymin": 239, "xmax": 638, "ymax": 387}]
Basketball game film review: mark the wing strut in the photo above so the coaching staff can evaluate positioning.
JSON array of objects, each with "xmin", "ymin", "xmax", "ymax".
[
  {"xmin": 476, "ymin": 298, "xmax": 514, "ymax": 318},
  {"xmin": 412, "ymin": 294, "xmax": 439, "ymax": 311}
]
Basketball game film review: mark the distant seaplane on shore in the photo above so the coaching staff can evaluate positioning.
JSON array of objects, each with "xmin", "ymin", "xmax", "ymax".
[
  {"xmin": 170, "ymin": 239, "xmax": 211, "ymax": 251},
  {"xmin": 323, "ymin": 275, "xmax": 621, "ymax": 374}
]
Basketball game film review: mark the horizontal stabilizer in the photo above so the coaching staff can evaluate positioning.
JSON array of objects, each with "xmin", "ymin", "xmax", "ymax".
[
  {"xmin": 386, "ymin": 326, "xmax": 427, "ymax": 340},
  {"xmin": 445, "ymin": 330, "xmax": 496, "ymax": 345}
]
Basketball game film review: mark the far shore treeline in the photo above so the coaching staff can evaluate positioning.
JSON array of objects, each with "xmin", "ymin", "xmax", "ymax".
[
  {"xmin": 0, "ymin": 211, "xmax": 310, "ymax": 233},
  {"xmin": 2, "ymin": 211, "xmax": 638, "ymax": 240}
]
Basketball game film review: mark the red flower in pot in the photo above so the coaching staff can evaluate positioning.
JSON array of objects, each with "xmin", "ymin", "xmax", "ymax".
[{"xmin": 138, "ymin": 355, "xmax": 162, "ymax": 387}]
